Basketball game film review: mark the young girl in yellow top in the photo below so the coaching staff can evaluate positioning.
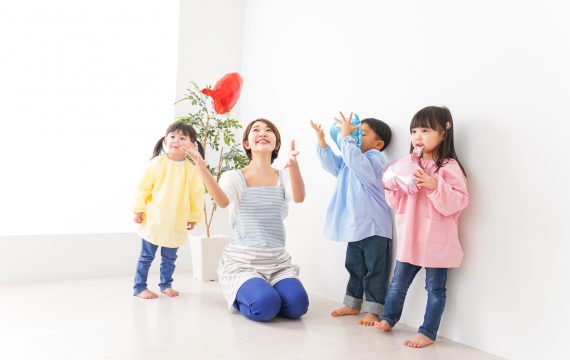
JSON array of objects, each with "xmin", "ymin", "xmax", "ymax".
[{"xmin": 132, "ymin": 121, "xmax": 205, "ymax": 299}]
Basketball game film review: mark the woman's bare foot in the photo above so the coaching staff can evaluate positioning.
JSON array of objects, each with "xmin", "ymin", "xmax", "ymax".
[
  {"xmin": 136, "ymin": 289, "xmax": 158, "ymax": 299},
  {"xmin": 404, "ymin": 333, "xmax": 434, "ymax": 348},
  {"xmin": 374, "ymin": 320, "xmax": 393, "ymax": 331},
  {"xmin": 330, "ymin": 306, "xmax": 360, "ymax": 317},
  {"xmin": 358, "ymin": 313, "xmax": 379, "ymax": 326},
  {"xmin": 162, "ymin": 288, "xmax": 180, "ymax": 297}
]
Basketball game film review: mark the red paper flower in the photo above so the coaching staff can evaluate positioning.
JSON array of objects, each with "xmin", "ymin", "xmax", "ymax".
[{"xmin": 201, "ymin": 72, "xmax": 243, "ymax": 114}]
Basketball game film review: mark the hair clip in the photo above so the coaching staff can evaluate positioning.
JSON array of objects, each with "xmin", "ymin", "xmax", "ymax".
[{"xmin": 445, "ymin": 121, "xmax": 451, "ymax": 130}]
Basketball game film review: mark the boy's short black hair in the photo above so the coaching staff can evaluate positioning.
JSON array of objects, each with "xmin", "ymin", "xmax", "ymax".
[{"xmin": 361, "ymin": 118, "xmax": 392, "ymax": 151}]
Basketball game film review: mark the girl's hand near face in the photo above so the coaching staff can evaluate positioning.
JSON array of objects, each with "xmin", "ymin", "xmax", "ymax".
[{"xmin": 413, "ymin": 170, "xmax": 438, "ymax": 191}]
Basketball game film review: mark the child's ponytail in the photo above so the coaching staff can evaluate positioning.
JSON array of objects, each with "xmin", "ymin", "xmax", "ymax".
[
  {"xmin": 195, "ymin": 140, "xmax": 205, "ymax": 158},
  {"xmin": 151, "ymin": 121, "xmax": 202, "ymax": 160},
  {"xmin": 152, "ymin": 136, "xmax": 166, "ymax": 159}
]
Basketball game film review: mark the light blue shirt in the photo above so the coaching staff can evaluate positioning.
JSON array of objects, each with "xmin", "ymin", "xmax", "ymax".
[{"xmin": 317, "ymin": 137, "xmax": 393, "ymax": 242}]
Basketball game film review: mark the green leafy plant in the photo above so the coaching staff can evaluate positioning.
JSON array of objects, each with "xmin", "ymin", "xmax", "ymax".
[{"xmin": 177, "ymin": 82, "xmax": 248, "ymax": 237}]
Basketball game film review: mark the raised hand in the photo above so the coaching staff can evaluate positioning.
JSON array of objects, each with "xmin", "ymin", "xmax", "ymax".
[
  {"xmin": 334, "ymin": 111, "xmax": 360, "ymax": 139},
  {"xmin": 181, "ymin": 141, "xmax": 205, "ymax": 166},
  {"xmin": 310, "ymin": 120, "xmax": 327, "ymax": 148},
  {"xmin": 284, "ymin": 139, "xmax": 300, "ymax": 169},
  {"xmin": 310, "ymin": 120, "xmax": 325, "ymax": 139}
]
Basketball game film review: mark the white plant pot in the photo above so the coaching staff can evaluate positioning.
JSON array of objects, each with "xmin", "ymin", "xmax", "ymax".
[{"xmin": 188, "ymin": 234, "xmax": 230, "ymax": 281}]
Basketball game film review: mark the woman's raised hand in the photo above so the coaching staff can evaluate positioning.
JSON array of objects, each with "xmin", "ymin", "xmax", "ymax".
[
  {"xmin": 284, "ymin": 139, "xmax": 300, "ymax": 169},
  {"xmin": 181, "ymin": 141, "xmax": 205, "ymax": 166}
]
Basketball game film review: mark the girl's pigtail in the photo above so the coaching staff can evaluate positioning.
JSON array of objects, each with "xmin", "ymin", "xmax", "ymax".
[
  {"xmin": 152, "ymin": 136, "xmax": 165, "ymax": 159},
  {"xmin": 195, "ymin": 140, "xmax": 205, "ymax": 158}
]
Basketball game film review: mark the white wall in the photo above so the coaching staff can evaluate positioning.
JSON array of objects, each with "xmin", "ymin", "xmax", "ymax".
[
  {"xmin": 175, "ymin": 0, "xmax": 245, "ymax": 237},
  {"xmin": 0, "ymin": 1, "xmax": 184, "ymax": 283},
  {"xmin": 0, "ymin": 0, "xmax": 245, "ymax": 283},
  {"xmin": 233, "ymin": 1, "xmax": 570, "ymax": 359},
  {"xmin": 0, "ymin": 0, "xmax": 179, "ymax": 235},
  {"xmin": 0, "ymin": 233, "xmax": 194, "ymax": 285}
]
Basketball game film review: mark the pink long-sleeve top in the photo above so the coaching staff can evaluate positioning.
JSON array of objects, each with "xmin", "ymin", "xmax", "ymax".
[{"xmin": 385, "ymin": 158, "xmax": 469, "ymax": 268}]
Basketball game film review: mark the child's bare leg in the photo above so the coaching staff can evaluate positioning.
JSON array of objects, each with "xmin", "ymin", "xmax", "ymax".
[
  {"xmin": 404, "ymin": 333, "xmax": 434, "ymax": 348},
  {"xmin": 136, "ymin": 289, "xmax": 158, "ymax": 299},
  {"xmin": 330, "ymin": 306, "xmax": 360, "ymax": 317},
  {"xmin": 358, "ymin": 313, "xmax": 379, "ymax": 326},
  {"xmin": 161, "ymin": 288, "xmax": 180, "ymax": 297},
  {"xmin": 374, "ymin": 320, "xmax": 393, "ymax": 331}
]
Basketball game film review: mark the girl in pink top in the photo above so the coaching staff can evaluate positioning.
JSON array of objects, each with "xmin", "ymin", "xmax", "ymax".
[{"xmin": 374, "ymin": 106, "xmax": 469, "ymax": 348}]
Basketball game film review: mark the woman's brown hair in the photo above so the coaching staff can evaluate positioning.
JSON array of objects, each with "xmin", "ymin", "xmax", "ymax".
[{"xmin": 242, "ymin": 119, "xmax": 281, "ymax": 164}]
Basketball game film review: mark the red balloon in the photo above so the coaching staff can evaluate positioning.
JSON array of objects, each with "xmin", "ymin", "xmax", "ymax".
[{"xmin": 201, "ymin": 72, "xmax": 243, "ymax": 114}]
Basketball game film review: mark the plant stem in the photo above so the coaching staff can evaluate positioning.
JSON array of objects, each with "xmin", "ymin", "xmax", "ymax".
[
  {"xmin": 205, "ymin": 147, "xmax": 225, "ymax": 233},
  {"xmin": 216, "ymin": 147, "xmax": 224, "ymax": 181},
  {"xmin": 202, "ymin": 112, "xmax": 210, "ymax": 147},
  {"xmin": 204, "ymin": 202, "xmax": 210, "ymax": 238},
  {"xmin": 202, "ymin": 111, "xmax": 212, "ymax": 238}
]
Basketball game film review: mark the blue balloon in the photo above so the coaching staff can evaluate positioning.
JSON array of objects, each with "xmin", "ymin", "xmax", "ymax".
[{"xmin": 329, "ymin": 113, "xmax": 362, "ymax": 150}]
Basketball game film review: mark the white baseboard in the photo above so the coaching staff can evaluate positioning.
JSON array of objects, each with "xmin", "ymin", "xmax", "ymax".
[{"xmin": 0, "ymin": 233, "xmax": 193, "ymax": 285}]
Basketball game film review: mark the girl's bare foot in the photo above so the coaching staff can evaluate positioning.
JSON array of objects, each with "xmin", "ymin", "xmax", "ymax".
[
  {"xmin": 358, "ymin": 313, "xmax": 379, "ymax": 326},
  {"xmin": 404, "ymin": 333, "xmax": 434, "ymax": 348},
  {"xmin": 331, "ymin": 306, "xmax": 360, "ymax": 317},
  {"xmin": 374, "ymin": 320, "xmax": 393, "ymax": 331},
  {"xmin": 162, "ymin": 288, "xmax": 180, "ymax": 297},
  {"xmin": 136, "ymin": 289, "xmax": 158, "ymax": 299}
]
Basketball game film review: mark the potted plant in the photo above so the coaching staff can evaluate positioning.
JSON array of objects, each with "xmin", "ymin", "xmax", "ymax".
[{"xmin": 176, "ymin": 75, "xmax": 247, "ymax": 281}]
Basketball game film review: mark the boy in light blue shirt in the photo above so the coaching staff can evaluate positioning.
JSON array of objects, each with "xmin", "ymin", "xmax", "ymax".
[{"xmin": 311, "ymin": 112, "xmax": 393, "ymax": 326}]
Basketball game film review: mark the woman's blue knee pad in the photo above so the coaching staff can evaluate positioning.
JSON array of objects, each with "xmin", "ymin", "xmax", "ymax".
[
  {"xmin": 274, "ymin": 278, "xmax": 309, "ymax": 319},
  {"xmin": 235, "ymin": 278, "xmax": 281, "ymax": 322},
  {"xmin": 235, "ymin": 277, "xmax": 309, "ymax": 321}
]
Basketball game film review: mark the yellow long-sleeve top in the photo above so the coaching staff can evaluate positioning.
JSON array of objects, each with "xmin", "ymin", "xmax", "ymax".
[{"xmin": 134, "ymin": 154, "xmax": 205, "ymax": 248}]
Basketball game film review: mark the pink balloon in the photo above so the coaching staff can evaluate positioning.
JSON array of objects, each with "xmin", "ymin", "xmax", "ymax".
[{"xmin": 381, "ymin": 146, "xmax": 424, "ymax": 195}]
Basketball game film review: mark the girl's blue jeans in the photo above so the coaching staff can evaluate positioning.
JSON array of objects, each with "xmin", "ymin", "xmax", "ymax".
[
  {"xmin": 233, "ymin": 277, "xmax": 309, "ymax": 322},
  {"xmin": 133, "ymin": 239, "xmax": 178, "ymax": 295},
  {"xmin": 382, "ymin": 261, "xmax": 448, "ymax": 341}
]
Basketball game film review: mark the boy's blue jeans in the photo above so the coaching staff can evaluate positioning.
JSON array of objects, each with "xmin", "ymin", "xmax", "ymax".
[
  {"xmin": 133, "ymin": 239, "xmax": 178, "ymax": 295},
  {"xmin": 382, "ymin": 261, "xmax": 448, "ymax": 341},
  {"xmin": 344, "ymin": 235, "xmax": 391, "ymax": 315},
  {"xmin": 233, "ymin": 277, "xmax": 309, "ymax": 322}
]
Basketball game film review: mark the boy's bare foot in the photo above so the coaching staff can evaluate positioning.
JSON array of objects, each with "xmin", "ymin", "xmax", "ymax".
[
  {"xmin": 162, "ymin": 288, "xmax": 180, "ymax": 297},
  {"xmin": 374, "ymin": 320, "xmax": 393, "ymax": 331},
  {"xmin": 358, "ymin": 313, "xmax": 379, "ymax": 326},
  {"xmin": 136, "ymin": 289, "xmax": 158, "ymax": 299},
  {"xmin": 331, "ymin": 306, "xmax": 360, "ymax": 317},
  {"xmin": 404, "ymin": 333, "xmax": 434, "ymax": 348}
]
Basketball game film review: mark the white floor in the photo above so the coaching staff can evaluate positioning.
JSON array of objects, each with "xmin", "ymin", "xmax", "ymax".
[{"xmin": 0, "ymin": 271, "xmax": 501, "ymax": 360}]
